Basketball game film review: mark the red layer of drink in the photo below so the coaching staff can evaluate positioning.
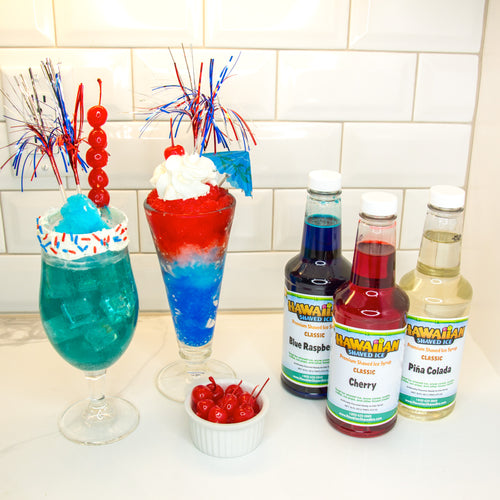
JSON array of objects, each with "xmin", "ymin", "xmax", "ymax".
[{"xmin": 145, "ymin": 185, "xmax": 235, "ymax": 259}]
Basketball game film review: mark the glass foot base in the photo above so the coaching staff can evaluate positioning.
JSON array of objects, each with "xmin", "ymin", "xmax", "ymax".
[
  {"xmin": 157, "ymin": 359, "xmax": 236, "ymax": 402},
  {"xmin": 58, "ymin": 396, "xmax": 139, "ymax": 445}
]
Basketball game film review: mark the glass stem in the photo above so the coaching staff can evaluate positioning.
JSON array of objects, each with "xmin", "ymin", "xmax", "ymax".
[
  {"xmin": 85, "ymin": 369, "xmax": 107, "ymax": 410},
  {"xmin": 178, "ymin": 341, "xmax": 212, "ymax": 379}
]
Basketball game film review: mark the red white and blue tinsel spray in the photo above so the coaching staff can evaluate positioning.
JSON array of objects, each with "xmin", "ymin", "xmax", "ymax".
[
  {"xmin": 1, "ymin": 59, "xmax": 87, "ymax": 202},
  {"xmin": 142, "ymin": 49, "xmax": 256, "ymax": 197}
]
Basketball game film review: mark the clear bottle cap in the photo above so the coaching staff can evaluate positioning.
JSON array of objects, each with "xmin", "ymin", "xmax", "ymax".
[
  {"xmin": 361, "ymin": 191, "xmax": 398, "ymax": 217},
  {"xmin": 308, "ymin": 170, "xmax": 341, "ymax": 193},
  {"xmin": 429, "ymin": 185, "xmax": 465, "ymax": 210}
]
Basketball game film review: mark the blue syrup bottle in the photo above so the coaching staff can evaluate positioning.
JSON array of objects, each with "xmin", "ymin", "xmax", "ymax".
[{"xmin": 281, "ymin": 170, "xmax": 351, "ymax": 399}]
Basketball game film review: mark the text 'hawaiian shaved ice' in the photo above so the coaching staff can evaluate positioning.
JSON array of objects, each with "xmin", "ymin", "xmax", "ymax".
[{"xmin": 55, "ymin": 194, "xmax": 109, "ymax": 234}]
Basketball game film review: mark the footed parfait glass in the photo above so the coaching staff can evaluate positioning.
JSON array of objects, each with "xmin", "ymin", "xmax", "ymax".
[
  {"xmin": 144, "ymin": 194, "xmax": 236, "ymax": 402},
  {"xmin": 38, "ymin": 206, "xmax": 139, "ymax": 445}
]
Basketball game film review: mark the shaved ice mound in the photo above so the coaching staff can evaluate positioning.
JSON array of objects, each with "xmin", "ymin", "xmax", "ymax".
[
  {"xmin": 144, "ymin": 185, "xmax": 235, "ymax": 260},
  {"xmin": 146, "ymin": 184, "xmax": 234, "ymax": 215}
]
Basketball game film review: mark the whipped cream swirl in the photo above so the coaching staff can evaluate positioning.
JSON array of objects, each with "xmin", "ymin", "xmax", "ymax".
[{"xmin": 150, "ymin": 154, "xmax": 218, "ymax": 201}]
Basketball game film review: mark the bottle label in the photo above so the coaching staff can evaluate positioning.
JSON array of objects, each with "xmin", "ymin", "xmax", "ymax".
[
  {"xmin": 281, "ymin": 289, "xmax": 334, "ymax": 387},
  {"xmin": 399, "ymin": 315, "xmax": 468, "ymax": 411},
  {"xmin": 327, "ymin": 322, "xmax": 406, "ymax": 426}
]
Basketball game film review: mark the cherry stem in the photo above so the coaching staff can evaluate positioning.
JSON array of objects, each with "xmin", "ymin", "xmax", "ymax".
[
  {"xmin": 227, "ymin": 380, "xmax": 243, "ymax": 396},
  {"xmin": 253, "ymin": 377, "xmax": 270, "ymax": 401},
  {"xmin": 170, "ymin": 117, "xmax": 174, "ymax": 147},
  {"xmin": 97, "ymin": 78, "xmax": 103, "ymax": 106}
]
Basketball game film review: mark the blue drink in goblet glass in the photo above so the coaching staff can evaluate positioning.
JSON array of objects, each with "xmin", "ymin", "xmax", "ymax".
[{"xmin": 38, "ymin": 205, "xmax": 139, "ymax": 445}]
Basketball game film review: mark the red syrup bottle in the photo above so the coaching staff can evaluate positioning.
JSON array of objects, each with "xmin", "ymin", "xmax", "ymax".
[{"xmin": 326, "ymin": 192, "xmax": 409, "ymax": 437}]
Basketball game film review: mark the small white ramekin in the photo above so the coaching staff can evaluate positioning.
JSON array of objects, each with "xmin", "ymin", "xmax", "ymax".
[{"xmin": 184, "ymin": 378, "xmax": 269, "ymax": 458}]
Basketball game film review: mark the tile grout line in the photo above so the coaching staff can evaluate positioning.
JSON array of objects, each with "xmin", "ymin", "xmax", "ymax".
[
  {"xmin": 274, "ymin": 50, "xmax": 279, "ymax": 121},
  {"xmin": 398, "ymin": 189, "xmax": 406, "ymax": 251},
  {"xmin": 346, "ymin": 0, "xmax": 353, "ymax": 49},
  {"xmin": 202, "ymin": 0, "xmax": 206, "ymax": 47},
  {"xmin": 463, "ymin": 0, "xmax": 490, "ymax": 208},
  {"xmin": 129, "ymin": 48, "xmax": 136, "ymax": 120},
  {"xmin": 51, "ymin": 0, "xmax": 58, "ymax": 46},
  {"xmin": 0, "ymin": 192, "xmax": 7, "ymax": 253},
  {"xmin": 411, "ymin": 53, "xmax": 419, "ymax": 121},
  {"xmin": 270, "ymin": 188, "xmax": 276, "ymax": 251}
]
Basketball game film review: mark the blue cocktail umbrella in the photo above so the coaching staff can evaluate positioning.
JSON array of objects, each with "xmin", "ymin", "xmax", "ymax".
[{"xmin": 202, "ymin": 150, "xmax": 252, "ymax": 197}]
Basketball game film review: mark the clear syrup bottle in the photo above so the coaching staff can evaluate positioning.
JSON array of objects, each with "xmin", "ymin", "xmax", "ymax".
[
  {"xmin": 326, "ymin": 192, "xmax": 409, "ymax": 437},
  {"xmin": 281, "ymin": 170, "xmax": 351, "ymax": 399},
  {"xmin": 398, "ymin": 185, "xmax": 472, "ymax": 420}
]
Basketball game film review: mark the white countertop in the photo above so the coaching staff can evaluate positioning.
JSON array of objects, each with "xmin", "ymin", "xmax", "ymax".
[{"xmin": 1, "ymin": 312, "xmax": 498, "ymax": 500}]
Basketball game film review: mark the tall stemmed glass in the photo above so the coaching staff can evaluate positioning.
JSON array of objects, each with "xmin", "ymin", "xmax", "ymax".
[
  {"xmin": 38, "ymin": 206, "xmax": 139, "ymax": 445},
  {"xmin": 144, "ymin": 194, "xmax": 236, "ymax": 402}
]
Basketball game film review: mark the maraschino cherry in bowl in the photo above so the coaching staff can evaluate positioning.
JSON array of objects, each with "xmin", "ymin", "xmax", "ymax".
[{"xmin": 185, "ymin": 378, "xmax": 270, "ymax": 458}]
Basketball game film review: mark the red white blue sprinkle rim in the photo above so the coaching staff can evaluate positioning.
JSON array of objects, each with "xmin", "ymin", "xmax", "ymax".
[{"xmin": 36, "ymin": 206, "xmax": 129, "ymax": 260}]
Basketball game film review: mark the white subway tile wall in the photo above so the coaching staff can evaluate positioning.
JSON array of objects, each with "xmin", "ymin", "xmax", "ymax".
[
  {"xmin": 0, "ymin": 0, "xmax": 486, "ymax": 312},
  {"xmin": 205, "ymin": 0, "xmax": 350, "ymax": 49},
  {"xmin": 341, "ymin": 123, "xmax": 471, "ymax": 187},
  {"xmin": 277, "ymin": 51, "xmax": 417, "ymax": 121},
  {"xmin": 53, "ymin": 0, "xmax": 204, "ymax": 47},
  {"xmin": 133, "ymin": 49, "xmax": 277, "ymax": 120},
  {"xmin": 414, "ymin": 54, "xmax": 479, "ymax": 122},
  {"xmin": 0, "ymin": 0, "xmax": 55, "ymax": 47},
  {"xmin": 349, "ymin": 0, "xmax": 485, "ymax": 52},
  {"xmin": 0, "ymin": 208, "xmax": 5, "ymax": 254},
  {"xmin": 400, "ymin": 189, "xmax": 430, "ymax": 250}
]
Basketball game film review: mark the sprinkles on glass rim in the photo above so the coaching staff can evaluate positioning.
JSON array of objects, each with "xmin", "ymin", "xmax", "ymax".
[{"xmin": 36, "ymin": 209, "xmax": 129, "ymax": 260}]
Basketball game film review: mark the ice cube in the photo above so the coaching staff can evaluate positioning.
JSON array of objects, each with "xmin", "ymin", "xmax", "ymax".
[
  {"xmin": 44, "ymin": 272, "xmax": 74, "ymax": 299},
  {"xmin": 84, "ymin": 324, "xmax": 117, "ymax": 352},
  {"xmin": 100, "ymin": 292, "xmax": 134, "ymax": 323},
  {"xmin": 61, "ymin": 297, "xmax": 95, "ymax": 328},
  {"xmin": 43, "ymin": 314, "xmax": 83, "ymax": 343},
  {"xmin": 76, "ymin": 274, "xmax": 100, "ymax": 293}
]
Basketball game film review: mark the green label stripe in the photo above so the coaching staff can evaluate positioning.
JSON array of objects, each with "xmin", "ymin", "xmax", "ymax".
[
  {"xmin": 327, "ymin": 400, "xmax": 397, "ymax": 426},
  {"xmin": 407, "ymin": 315, "xmax": 469, "ymax": 324},
  {"xmin": 286, "ymin": 290, "xmax": 332, "ymax": 301},
  {"xmin": 335, "ymin": 322, "xmax": 406, "ymax": 337},
  {"xmin": 281, "ymin": 365, "xmax": 328, "ymax": 387},
  {"xmin": 399, "ymin": 393, "xmax": 456, "ymax": 410}
]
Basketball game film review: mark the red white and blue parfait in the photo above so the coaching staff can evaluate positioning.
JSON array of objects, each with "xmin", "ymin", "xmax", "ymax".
[{"xmin": 141, "ymin": 50, "xmax": 256, "ymax": 402}]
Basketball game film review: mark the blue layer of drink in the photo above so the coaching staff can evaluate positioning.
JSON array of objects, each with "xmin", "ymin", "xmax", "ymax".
[
  {"xmin": 40, "ymin": 248, "xmax": 138, "ymax": 371},
  {"xmin": 159, "ymin": 255, "xmax": 225, "ymax": 347}
]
